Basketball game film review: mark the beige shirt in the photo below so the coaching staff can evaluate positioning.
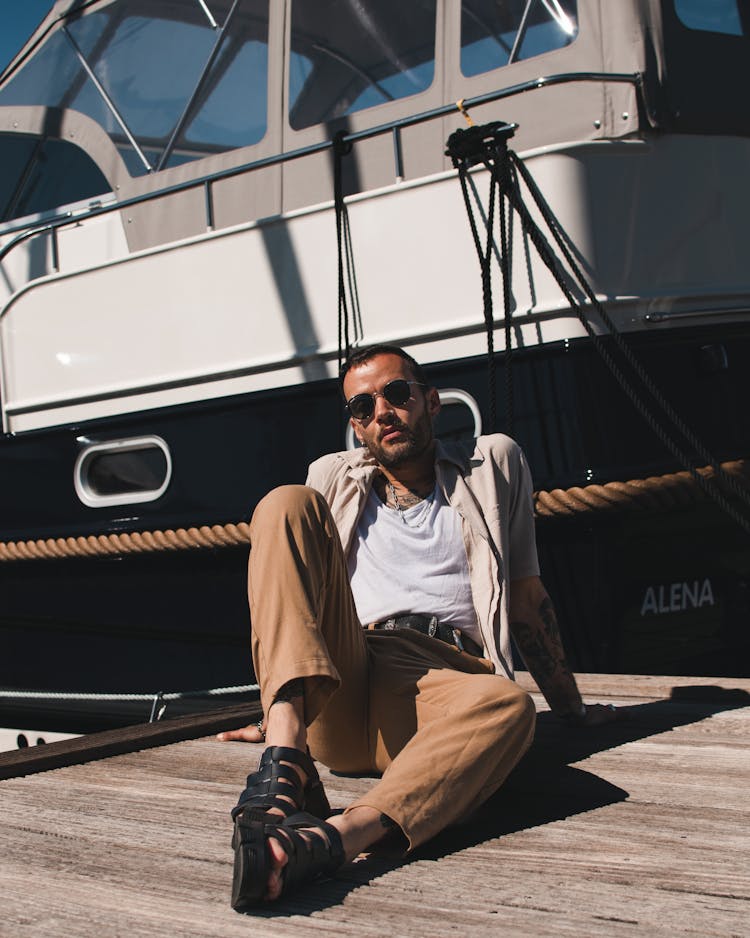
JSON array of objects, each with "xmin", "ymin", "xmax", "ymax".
[{"xmin": 306, "ymin": 434, "xmax": 540, "ymax": 679}]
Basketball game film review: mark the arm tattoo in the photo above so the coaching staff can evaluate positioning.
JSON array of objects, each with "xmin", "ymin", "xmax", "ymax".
[
  {"xmin": 510, "ymin": 595, "xmax": 575, "ymax": 708},
  {"xmin": 273, "ymin": 678, "xmax": 304, "ymax": 704}
]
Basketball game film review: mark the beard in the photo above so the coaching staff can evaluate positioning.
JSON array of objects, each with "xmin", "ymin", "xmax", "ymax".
[{"xmin": 364, "ymin": 410, "xmax": 434, "ymax": 468}]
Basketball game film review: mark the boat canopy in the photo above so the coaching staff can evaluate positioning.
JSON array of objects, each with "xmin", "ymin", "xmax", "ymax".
[{"xmin": 0, "ymin": 0, "xmax": 749, "ymax": 227}]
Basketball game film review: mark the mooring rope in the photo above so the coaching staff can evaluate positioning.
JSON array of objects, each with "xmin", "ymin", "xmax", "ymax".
[
  {"xmin": 0, "ymin": 459, "xmax": 745, "ymax": 564},
  {"xmin": 534, "ymin": 459, "xmax": 749, "ymax": 519},
  {"xmin": 0, "ymin": 521, "xmax": 251, "ymax": 562}
]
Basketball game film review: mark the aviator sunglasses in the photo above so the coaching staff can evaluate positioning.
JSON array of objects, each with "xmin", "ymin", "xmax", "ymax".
[{"xmin": 346, "ymin": 379, "xmax": 427, "ymax": 421}]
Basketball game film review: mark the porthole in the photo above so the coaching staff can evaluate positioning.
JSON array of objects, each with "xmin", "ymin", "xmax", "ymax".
[
  {"xmin": 345, "ymin": 388, "xmax": 482, "ymax": 450},
  {"xmin": 74, "ymin": 435, "xmax": 172, "ymax": 508}
]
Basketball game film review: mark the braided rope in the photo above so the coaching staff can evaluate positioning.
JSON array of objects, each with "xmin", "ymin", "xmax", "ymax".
[
  {"xmin": 0, "ymin": 460, "xmax": 746, "ymax": 562},
  {"xmin": 0, "ymin": 522, "xmax": 251, "ymax": 562},
  {"xmin": 535, "ymin": 459, "xmax": 750, "ymax": 520}
]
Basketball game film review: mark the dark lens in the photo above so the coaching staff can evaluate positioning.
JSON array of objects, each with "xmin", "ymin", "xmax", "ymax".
[
  {"xmin": 347, "ymin": 393, "xmax": 374, "ymax": 420},
  {"xmin": 383, "ymin": 380, "xmax": 411, "ymax": 406}
]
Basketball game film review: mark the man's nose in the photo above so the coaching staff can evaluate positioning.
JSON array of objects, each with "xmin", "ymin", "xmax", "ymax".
[{"xmin": 373, "ymin": 392, "xmax": 395, "ymax": 420}]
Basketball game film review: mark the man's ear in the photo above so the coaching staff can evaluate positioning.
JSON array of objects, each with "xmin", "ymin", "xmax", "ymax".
[{"xmin": 427, "ymin": 386, "xmax": 441, "ymax": 418}]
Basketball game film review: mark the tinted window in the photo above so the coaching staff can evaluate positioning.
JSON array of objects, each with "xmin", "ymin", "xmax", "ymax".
[
  {"xmin": 0, "ymin": 135, "xmax": 38, "ymax": 221},
  {"xmin": 86, "ymin": 448, "xmax": 168, "ymax": 496},
  {"xmin": 289, "ymin": 0, "xmax": 436, "ymax": 131},
  {"xmin": 0, "ymin": 133, "xmax": 110, "ymax": 223},
  {"xmin": 674, "ymin": 0, "xmax": 745, "ymax": 36},
  {"xmin": 0, "ymin": 0, "xmax": 270, "ymax": 176},
  {"xmin": 166, "ymin": 12, "xmax": 269, "ymax": 167},
  {"xmin": 461, "ymin": 0, "xmax": 577, "ymax": 77}
]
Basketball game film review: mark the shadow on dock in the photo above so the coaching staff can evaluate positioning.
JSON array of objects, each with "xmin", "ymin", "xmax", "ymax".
[{"xmin": 236, "ymin": 684, "xmax": 750, "ymax": 917}]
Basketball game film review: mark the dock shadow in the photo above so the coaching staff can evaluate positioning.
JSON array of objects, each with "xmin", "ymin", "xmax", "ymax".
[{"xmin": 243, "ymin": 685, "xmax": 749, "ymax": 917}]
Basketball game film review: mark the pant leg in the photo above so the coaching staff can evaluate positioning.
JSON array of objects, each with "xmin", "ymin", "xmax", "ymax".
[
  {"xmin": 346, "ymin": 630, "xmax": 536, "ymax": 850},
  {"xmin": 248, "ymin": 484, "xmax": 371, "ymax": 770}
]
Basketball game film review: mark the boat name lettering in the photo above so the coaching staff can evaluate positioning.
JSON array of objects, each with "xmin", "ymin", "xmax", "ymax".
[{"xmin": 639, "ymin": 579, "xmax": 715, "ymax": 617}]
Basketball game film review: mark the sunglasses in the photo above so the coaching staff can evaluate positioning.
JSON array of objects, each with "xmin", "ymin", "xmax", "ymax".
[{"xmin": 346, "ymin": 379, "xmax": 427, "ymax": 421}]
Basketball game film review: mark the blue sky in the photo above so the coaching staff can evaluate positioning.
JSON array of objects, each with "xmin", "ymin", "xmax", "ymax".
[{"xmin": 0, "ymin": 1, "xmax": 54, "ymax": 74}]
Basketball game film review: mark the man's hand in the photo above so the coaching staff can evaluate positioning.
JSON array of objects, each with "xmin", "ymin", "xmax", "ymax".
[
  {"xmin": 217, "ymin": 719, "xmax": 266, "ymax": 743},
  {"xmin": 583, "ymin": 702, "xmax": 627, "ymax": 726},
  {"xmin": 560, "ymin": 702, "xmax": 628, "ymax": 727}
]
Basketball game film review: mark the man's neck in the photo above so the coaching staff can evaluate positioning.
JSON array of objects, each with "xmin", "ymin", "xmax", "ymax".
[{"xmin": 376, "ymin": 445, "xmax": 436, "ymax": 496}]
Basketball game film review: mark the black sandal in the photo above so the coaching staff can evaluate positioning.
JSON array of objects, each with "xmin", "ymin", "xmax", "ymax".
[
  {"xmin": 231, "ymin": 745, "xmax": 331, "ymax": 822},
  {"xmin": 231, "ymin": 811, "xmax": 345, "ymax": 911}
]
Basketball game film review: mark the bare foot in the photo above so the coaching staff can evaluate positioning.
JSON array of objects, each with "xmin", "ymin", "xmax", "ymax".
[{"xmin": 265, "ymin": 835, "xmax": 290, "ymax": 901}]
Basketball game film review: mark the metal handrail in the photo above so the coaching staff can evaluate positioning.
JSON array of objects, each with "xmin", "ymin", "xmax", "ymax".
[{"xmin": 0, "ymin": 70, "xmax": 641, "ymax": 265}]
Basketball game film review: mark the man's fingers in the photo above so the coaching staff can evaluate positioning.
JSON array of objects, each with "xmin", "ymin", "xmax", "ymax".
[
  {"xmin": 584, "ymin": 703, "xmax": 629, "ymax": 726},
  {"xmin": 216, "ymin": 723, "xmax": 265, "ymax": 743}
]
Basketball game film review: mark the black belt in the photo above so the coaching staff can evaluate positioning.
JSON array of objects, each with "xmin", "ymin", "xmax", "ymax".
[{"xmin": 368, "ymin": 614, "xmax": 482, "ymax": 656}]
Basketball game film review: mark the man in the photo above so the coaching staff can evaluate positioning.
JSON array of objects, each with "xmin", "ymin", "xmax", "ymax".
[{"xmin": 221, "ymin": 344, "xmax": 618, "ymax": 910}]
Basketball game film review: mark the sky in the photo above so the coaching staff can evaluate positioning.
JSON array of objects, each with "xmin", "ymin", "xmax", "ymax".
[{"xmin": 0, "ymin": 0, "xmax": 54, "ymax": 74}]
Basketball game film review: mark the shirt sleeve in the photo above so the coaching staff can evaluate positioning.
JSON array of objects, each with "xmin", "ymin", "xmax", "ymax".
[{"xmin": 507, "ymin": 443, "xmax": 540, "ymax": 581}]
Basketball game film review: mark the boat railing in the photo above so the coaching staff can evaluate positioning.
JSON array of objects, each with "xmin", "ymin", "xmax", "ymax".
[{"xmin": 0, "ymin": 70, "xmax": 641, "ymax": 277}]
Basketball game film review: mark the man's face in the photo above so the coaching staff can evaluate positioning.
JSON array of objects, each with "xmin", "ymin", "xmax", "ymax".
[{"xmin": 343, "ymin": 353, "xmax": 440, "ymax": 469}]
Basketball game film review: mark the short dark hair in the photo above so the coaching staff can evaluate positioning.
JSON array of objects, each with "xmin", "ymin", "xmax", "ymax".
[{"xmin": 339, "ymin": 344, "xmax": 430, "ymax": 393}]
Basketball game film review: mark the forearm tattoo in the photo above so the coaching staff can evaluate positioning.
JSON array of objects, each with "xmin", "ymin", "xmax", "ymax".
[
  {"xmin": 273, "ymin": 678, "xmax": 304, "ymax": 704},
  {"xmin": 511, "ymin": 597, "xmax": 574, "ymax": 691}
]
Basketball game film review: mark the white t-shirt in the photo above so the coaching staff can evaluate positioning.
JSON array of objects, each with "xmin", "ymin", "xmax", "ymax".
[{"xmin": 347, "ymin": 485, "xmax": 481, "ymax": 645}]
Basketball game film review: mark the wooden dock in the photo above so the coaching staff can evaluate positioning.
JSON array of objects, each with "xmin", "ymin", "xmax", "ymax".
[{"xmin": 1, "ymin": 673, "xmax": 748, "ymax": 937}]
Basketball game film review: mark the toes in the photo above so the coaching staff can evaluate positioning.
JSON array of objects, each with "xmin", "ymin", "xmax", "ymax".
[{"xmin": 265, "ymin": 832, "xmax": 290, "ymax": 901}]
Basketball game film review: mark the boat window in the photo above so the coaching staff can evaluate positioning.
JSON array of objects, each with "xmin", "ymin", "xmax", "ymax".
[
  {"xmin": 163, "ymin": 9, "xmax": 269, "ymax": 168},
  {"xmin": 74, "ymin": 436, "xmax": 172, "ymax": 507},
  {"xmin": 288, "ymin": 0, "xmax": 437, "ymax": 131},
  {"xmin": 0, "ymin": 133, "xmax": 111, "ymax": 223},
  {"xmin": 674, "ymin": 0, "xmax": 745, "ymax": 36},
  {"xmin": 460, "ymin": 0, "xmax": 578, "ymax": 77},
  {"xmin": 0, "ymin": 0, "xmax": 270, "ymax": 178}
]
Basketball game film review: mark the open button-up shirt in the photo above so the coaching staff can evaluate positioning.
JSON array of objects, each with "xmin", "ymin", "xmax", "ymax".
[{"xmin": 306, "ymin": 434, "xmax": 540, "ymax": 679}]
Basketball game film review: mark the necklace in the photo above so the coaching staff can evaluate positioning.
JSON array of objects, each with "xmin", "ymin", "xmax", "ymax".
[{"xmin": 386, "ymin": 480, "xmax": 436, "ymax": 528}]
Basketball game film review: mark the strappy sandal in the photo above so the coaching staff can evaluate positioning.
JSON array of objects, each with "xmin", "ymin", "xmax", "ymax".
[
  {"xmin": 230, "ymin": 745, "xmax": 331, "ymax": 822},
  {"xmin": 231, "ymin": 811, "xmax": 345, "ymax": 911}
]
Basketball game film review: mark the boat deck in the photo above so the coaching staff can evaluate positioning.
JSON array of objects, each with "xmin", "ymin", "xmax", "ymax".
[{"xmin": 1, "ymin": 673, "xmax": 748, "ymax": 937}]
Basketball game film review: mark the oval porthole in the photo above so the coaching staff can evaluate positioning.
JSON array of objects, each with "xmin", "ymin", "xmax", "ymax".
[
  {"xmin": 74, "ymin": 435, "xmax": 172, "ymax": 508},
  {"xmin": 345, "ymin": 388, "xmax": 482, "ymax": 450}
]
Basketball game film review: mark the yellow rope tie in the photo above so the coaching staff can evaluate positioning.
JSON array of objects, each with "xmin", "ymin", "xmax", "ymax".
[
  {"xmin": 0, "ymin": 461, "xmax": 746, "ymax": 561},
  {"xmin": 456, "ymin": 98, "xmax": 475, "ymax": 127}
]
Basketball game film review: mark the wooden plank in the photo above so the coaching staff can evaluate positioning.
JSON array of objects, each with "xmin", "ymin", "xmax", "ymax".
[
  {"xmin": 0, "ymin": 700, "xmax": 261, "ymax": 780},
  {"xmin": 3, "ymin": 672, "xmax": 748, "ymax": 781},
  {"xmin": 1, "ymin": 675, "xmax": 748, "ymax": 936}
]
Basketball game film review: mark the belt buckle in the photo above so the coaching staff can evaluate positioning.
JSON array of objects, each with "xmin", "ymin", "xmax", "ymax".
[{"xmin": 427, "ymin": 615, "xmax": 438, "ymax": 638}]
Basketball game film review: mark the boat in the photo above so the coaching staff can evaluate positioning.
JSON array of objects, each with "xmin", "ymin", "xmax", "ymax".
[{"xmin": 1, "ymin": 0, "xmax": 749, "ymax": 735}]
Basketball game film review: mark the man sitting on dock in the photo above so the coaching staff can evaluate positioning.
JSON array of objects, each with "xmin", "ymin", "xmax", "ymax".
[{"xmin": 220, "ymin": 344, "xmax": 618, "ymax": 910}]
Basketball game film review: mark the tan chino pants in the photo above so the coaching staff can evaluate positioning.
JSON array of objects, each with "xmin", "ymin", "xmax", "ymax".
[{"xmin": 248, "ymin": 485, "xmax": 536, "ymax": 849}]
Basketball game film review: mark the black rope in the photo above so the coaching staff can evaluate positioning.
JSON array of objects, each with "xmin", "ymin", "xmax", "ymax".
[
  {"xmin": 333, "ymin": 131, "xmax": 361, "ymax": 371},
  {"xmin": 499, "ymin": 172, "xmax": 513, "ymax": 435},
  {"xmin": 449, "ymin": 126, "xmax": 503, "ymax": 432},
  {"xmin": 446, "ymin": 121, "xmax": 750, "ymax": 535}
]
